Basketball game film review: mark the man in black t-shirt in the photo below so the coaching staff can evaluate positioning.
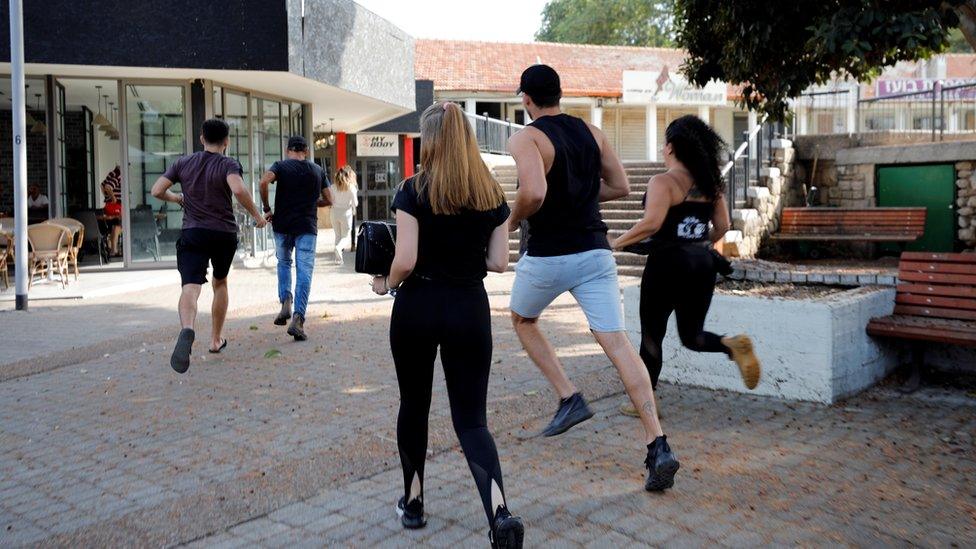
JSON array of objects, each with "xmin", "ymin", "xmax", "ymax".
[
  {"xmin": 259, "ymin": 136, "xmax": 333, "ymax": 341},
  {"xmin": 151, "ymin": 118, "xmax": 268, "ymax": 374}
]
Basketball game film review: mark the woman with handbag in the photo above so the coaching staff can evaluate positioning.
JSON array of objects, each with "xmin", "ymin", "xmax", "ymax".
[
  {"xmin": 611, "ymin": 115, "xmax": 762, "ymax": 415},
  {"xmin": 330, "ymin": 165, "xmax": 358, "ymax": 265},
  {"xmin": 370, "ymin": 101, "xmax": 524, "ymax": 548}
]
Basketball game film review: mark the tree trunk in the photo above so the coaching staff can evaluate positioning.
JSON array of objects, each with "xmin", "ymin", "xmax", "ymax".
[{"xmin": 946, "ymin": 0, "xmax": 976, "ymax": 49}]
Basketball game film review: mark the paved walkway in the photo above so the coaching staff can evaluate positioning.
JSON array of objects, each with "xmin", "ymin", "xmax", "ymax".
[{"xmin": 0, "ymin": 246, "xmax": 973, "ymax": 547}]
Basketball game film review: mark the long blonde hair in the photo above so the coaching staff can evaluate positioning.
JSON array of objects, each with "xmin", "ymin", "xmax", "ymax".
[
  {"xmin": 417, "ymin": 101, "xmax": 505, "ymax": 215},
  {"xmin": 334, "ymin": 165, "xmax": 357, "ymax": 192}
]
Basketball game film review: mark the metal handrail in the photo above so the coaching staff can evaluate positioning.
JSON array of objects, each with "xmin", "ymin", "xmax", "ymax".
[
  {"xmin": 463, "ymin": 112, "xmax": 525, "ymax": 155},
  {"xmin": 721, "ymin": 119, "xmax": 765, "ymax": 177}
]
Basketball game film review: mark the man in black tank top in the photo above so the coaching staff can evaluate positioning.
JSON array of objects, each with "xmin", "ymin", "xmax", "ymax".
[{"xmin": 507, "ymin": 65, "xmax": 680, "ymax": 492}]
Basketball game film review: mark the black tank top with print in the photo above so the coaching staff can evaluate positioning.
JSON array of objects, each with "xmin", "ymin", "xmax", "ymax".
[{"xmin": 651, "ymin": 192, "xmax": 713, "ymax": 244}]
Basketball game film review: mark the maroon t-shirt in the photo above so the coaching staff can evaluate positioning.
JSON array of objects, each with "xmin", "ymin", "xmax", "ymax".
[{"xmin": 163, "ymin": 151, "xmax": 243, "ymax": 234}]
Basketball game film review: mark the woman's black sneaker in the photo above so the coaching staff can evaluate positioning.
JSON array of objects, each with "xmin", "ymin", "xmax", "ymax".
[
  {"xmin": 396, "ymin": 496, "xmax": 426, "ymax": 529},
  {"xmin": 490, "ymin": 508, "xmax": 524, "ymax": 549},
  {"xmin": 644, "ymin": 435, "xmax": 680, "ymax": 492},
  {"xmin": 540, "ymin": 392, "xmax": 594, "ymax": 437}
]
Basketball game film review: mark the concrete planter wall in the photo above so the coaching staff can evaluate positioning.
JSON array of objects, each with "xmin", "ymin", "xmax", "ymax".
[{"xmin": 623, "ymin": 286, "xmax": 899, "ymax": 404}]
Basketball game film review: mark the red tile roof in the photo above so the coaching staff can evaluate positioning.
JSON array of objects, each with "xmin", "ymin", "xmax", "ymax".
[
  {"xmin": 415, "ymin": 39, "xmax": 976, "ymax": 101},
  {"xmin": 415, "ymin": 39, "xmax": 688, "ymax": 98}
]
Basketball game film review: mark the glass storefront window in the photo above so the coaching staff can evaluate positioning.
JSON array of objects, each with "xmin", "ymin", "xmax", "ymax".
[{"xmin": 125, "ymin": 83, "xmax": 187, "ymax": 263}]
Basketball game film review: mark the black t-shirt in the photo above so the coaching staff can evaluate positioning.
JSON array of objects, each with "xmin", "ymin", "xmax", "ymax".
[
  {"xmin": 163, "ymin": 151, "xmax": 243, "ymax": 234},
  {"xmin": 391, "ymin": 176, "xmax": 510, "ymax": 285},
  {"xmin": 270, "ymin": 159, "xmax": 331, "ymax": 235}
]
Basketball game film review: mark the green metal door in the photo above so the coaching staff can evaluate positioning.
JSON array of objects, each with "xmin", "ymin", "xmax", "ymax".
[{"xmin": 877, "ymin": 164, "xmax": 956, "ymax": 253}]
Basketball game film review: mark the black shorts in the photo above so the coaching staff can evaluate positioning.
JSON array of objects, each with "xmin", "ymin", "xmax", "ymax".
[{"xmin": 176, "ymin": 228, "xmax": 239, "ymax": 286}]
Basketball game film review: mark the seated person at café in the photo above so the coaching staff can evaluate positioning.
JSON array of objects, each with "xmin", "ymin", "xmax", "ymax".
[
  {"xmin": 102, "ymin": 182, "xmax": 123, "ymax": 257},
  {"xmin": 27, "ymin": 184, "xmax": 50, "ymax": 222}
]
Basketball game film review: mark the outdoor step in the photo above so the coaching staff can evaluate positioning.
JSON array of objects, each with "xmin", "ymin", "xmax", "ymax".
[{"xmin": 599, "ymin": 209, "xmax": 644, "ymax": 220}]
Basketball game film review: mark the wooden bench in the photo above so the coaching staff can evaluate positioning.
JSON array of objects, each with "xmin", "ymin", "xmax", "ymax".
[
  {"xmin": 773, "ymin": 207, "xmax": 927, "ymax": 242},
  {"xmin": 867, "ymin": 252, "xmax": 976, "ymax": 390}
]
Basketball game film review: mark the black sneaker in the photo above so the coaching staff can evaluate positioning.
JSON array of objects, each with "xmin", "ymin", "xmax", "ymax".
[
  {"xmin": 644, "ymin": 435, "xmax": 680, "ymax": 492},
  {"xmin": 540, "ymin": 392, "xmax": 594, "ymax": 437},
  {"xmin": 274, "ymin": 296, "xmax": 292, "ymax": 326},
  {"xmin": 287, "ymin": 313, "xmax": 307, "ymax": 341},
  {"xmin": 396, "ymin": 496, "xmax": 426, "ymax": 529},
  {"xmin": 169, "ymin": 328, "xmax": 194, "ymax": 374},
  {"xmin": 490, "ymin": 508, "xmax": 524, "ymax": 549}
]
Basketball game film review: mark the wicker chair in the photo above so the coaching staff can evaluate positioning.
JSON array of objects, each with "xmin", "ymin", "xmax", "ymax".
[
  {"xmin": 46, "ymin": 217, "xmax": 84, "ymax": 280},
  {"xmin": 27, "ymin": 223, "xmax": 70, "ymax": 289},
  {"xmin": 0, "ymin": 232, "xmax": 9, "ymax": 290}
]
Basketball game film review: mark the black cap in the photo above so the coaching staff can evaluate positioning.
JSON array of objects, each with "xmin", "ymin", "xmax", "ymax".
[
  {"xmin": 517, "ymin": 64, "xmax": 561, "ymax": 99},
  {"xmin": 287, "ymin": 135, "xmax": 308, "ymax": 151}
]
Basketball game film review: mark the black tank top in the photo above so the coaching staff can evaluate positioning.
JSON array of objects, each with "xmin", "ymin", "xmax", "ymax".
[
  {"xmin": 523, "ymin": 114, "xmax": 609, "ymax": 257},
  {"xmin": 652, "ymin": 190, "xmax": 714, "ymax": 244}
]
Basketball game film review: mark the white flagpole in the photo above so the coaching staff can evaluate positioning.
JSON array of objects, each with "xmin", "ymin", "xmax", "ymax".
[{"xmin": 9, "ymin": 0, "xmax": 28, "ymax": 310}]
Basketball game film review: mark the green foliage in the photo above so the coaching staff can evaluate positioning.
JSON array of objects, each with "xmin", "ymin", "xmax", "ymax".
[
  {"xmin": 948, "ymin": 28, "xmax": 974, "ymax": 52},
  {"xmin": 672, "ymin": 0, "xmax": 970, "ymax": 120},
  {"xmin": 536, "ymin": 0, "xmax": 675, "ymax": 47}
]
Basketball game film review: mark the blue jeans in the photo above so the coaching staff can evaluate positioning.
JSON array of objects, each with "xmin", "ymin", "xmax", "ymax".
[{"xmin": 274, "ymin": 232, "xmax": 317, "ymax": 317}]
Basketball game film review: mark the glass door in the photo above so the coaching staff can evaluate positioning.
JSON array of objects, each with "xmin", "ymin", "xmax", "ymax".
[
  {"xmin": 122, "ymin": 82, "xmax": 189, "ymax": 265},
  {"xmin": 356, "ymin": 159, "xmax": 398, "ymax": 222}
]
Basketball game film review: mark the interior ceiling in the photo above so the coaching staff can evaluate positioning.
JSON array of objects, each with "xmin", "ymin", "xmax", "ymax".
[{"xmin": 0, "ymin": 64, "xmax": 412, "ymax": 132}]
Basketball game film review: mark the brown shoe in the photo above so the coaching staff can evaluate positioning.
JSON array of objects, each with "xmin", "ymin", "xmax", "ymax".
[
  {"xmin": 722, "ymin": 335, "xmax": 761, "ymax": 389},
  {"xmin": 274, "ymin": 296, "xmax": 293, "ymax": 326},
  {"xmin": 287, "ymin": 313, "xmax": 307, "ymax": 341}
]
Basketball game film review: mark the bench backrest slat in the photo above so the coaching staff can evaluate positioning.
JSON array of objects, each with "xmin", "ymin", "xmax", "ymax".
[
  {"xmin": 896, "ymin": 252, "xmax": 976, "ymax": 321},
  {"xmin": 780, "ymin": 207, "xmax": 926, "ymax": 237}
]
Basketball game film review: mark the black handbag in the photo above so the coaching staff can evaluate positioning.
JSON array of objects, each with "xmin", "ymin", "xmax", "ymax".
[{"xmin": 355, "ymin": 221, "xmax": 397, "ymax": 275}]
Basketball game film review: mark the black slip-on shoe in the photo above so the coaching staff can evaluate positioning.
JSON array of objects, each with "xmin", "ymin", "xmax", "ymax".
[
  {"xmin": 490, "ymin": 509, "xmax": 524, "ymax": 549},
  {"xmin": 170, "ymin": 328, "xmax": 195, "ymax": 374},
  {"xmin": 644, "ymin": 435, "xmax": 680, "ymax": 492},
  {"xmin": 396, "ymin": 496, "xmax": 426, "ymax": 529},
  {"xmin": 540, "ymin": 392, "xmax": 594, "ymax": 437}
]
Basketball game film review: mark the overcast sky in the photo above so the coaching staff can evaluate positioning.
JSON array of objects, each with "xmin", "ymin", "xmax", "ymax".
[{"xmin": 355, "ymin": 0, "xmax": 550, "ymax": 42}]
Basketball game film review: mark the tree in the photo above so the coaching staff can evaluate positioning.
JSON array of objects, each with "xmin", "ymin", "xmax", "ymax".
[
  {"xmin": 672, "ymin": 1, "xmax": 976, "ymax": 120},
  {"xmin": 536, "ymin": 0, "xmax": 675, "ymax": 47},
  {"xmin": 948, "ymin": 28, "xmax": 975, "ymax": 51}
]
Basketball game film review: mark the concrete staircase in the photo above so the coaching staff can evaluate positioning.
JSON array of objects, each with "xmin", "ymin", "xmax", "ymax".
[{"xmin": 494, "ymin": 161, "xmax": 667, "ymax": 278}]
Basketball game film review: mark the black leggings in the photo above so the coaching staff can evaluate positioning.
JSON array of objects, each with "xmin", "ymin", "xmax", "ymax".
[
  {"xmin": 390, "ymin": 279, "xmax": 507, "ymax": 526},
  {"xmin": 639, "ymin": 245, "xmax": 730, "ymax": 388}
]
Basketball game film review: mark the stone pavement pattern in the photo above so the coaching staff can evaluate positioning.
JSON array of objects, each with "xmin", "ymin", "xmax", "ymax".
[{"xmin": 0, "ymin": 254, "xmax": 974, "ymax": 547}]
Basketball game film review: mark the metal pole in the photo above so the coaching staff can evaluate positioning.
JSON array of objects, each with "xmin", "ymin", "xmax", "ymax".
[
  {"xmin": 931, "ymin": 82, "xmax": 938, "ymax": 142},
  {"xmin": 854, "ymin": 86, "xmax": 861, "ymax": 136},
  {"xmin": 939, "ymin": 84, "xmax": 945, "ymax": 142},
  {"xmin": 9, "ymin": 0, "xmax": 28, "ymax": 311}
]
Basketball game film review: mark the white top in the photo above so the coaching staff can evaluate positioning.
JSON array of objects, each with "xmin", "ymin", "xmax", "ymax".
[
  {"xmin": 28, "ymin": 194, "xmax": 50, "ymax": 208},
  {"xmin": 331, "ymin": 187, "xmax": 358, "ymax": 211}
]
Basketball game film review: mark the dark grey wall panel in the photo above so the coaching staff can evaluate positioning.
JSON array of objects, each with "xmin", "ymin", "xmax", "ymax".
[
  {"xmin": 0, "ymin": 0, "xmax": 289, "ymax": 70},
  {"xmin": 364, "ymin": 80, "xmax": 434, "ymax": 134}
]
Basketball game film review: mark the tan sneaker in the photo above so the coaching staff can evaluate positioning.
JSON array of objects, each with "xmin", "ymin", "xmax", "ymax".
[
  {"xmin": 619, "ymin": 403, "xmax": 640, "ymax": 418},
  {"xmin": 619, "ymin": 400, "xmax": 662, "ymax": 419},
  {"xmin": 722, "ymin": 335, "xmax": 761, "ymax": 389}
]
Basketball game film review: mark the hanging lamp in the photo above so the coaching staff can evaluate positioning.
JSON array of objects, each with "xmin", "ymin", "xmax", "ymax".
[
  {"xmin": 93, "ymin": 86, "xmax": 111, "ymax": 128},
  {"xmin": 107, "ymin": 104, "xmax": 119, "ymax": 140},
  {"xmin": 328, "ymin": 118, "xmax": 336, "ymax": 146},
  {"xmin": 30, "ymin": 93, "xmax": 46, "ymax": 134}
]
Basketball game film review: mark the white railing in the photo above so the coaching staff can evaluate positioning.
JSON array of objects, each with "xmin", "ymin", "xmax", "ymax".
[{"xmin": 464, "ymin": 112, "xmax": 524, "ymax": 155}]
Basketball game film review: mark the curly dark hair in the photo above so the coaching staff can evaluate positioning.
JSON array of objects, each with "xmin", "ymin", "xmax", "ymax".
[{"xmin": 664, "ymin": 115, "xmax": 727, "ymax": 202}]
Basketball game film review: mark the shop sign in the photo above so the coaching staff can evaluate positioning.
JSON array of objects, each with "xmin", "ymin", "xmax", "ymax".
[
  {"xmin": 876, "ymin": 78, "xmax": 976, "ymax": 100},
  {"xmin": 623, "ymin": 68, "xmax": 727, "ymax": 106},
  {"xmin": 356, "ymin": 133, "xmax": 399, "ymax": 157}
]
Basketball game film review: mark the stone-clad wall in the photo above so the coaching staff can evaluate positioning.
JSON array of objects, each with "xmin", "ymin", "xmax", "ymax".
[
  {"xmin": 957, "ymin": 161, "xmax": 976, "ymax": 249},
  {"xmin": 729, "ymin": 139, "xmax": 801, "ymax": 257}
]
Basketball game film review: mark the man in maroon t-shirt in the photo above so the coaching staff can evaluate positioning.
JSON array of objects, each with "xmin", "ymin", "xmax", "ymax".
[{"xmin": 151, "ymin": 118, "xmax": 267, "ymax": 374}]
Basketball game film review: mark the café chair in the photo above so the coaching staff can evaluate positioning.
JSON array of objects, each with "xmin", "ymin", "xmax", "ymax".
[
  {"xmin": 46, "ymin": 217, "xmax": 84, "ymax": 280},
  {"xmin": 27, "ymin": 223, "xmax": 70, "ymax": 289}
]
